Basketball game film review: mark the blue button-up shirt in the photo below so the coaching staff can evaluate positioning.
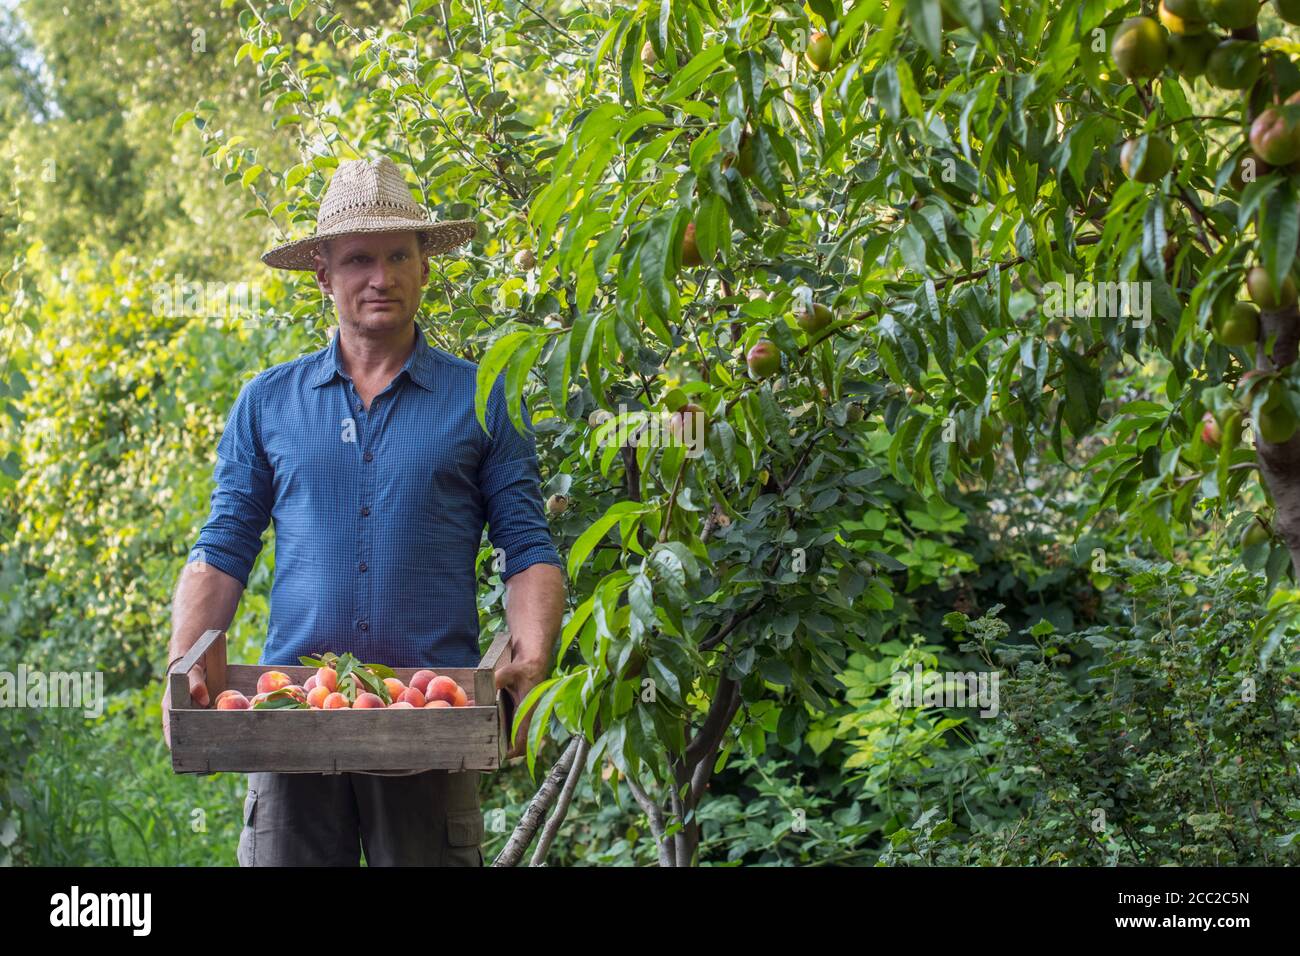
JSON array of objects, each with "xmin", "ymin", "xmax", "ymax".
[{"xmin": 188, "ymin": 324, "xmax": 562, "ymax": 670}]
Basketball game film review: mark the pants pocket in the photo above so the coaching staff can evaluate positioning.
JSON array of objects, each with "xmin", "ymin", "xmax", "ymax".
[
  {"xmin": 445, "ymin": 808, "xmax": 484, "ymax": 867},
  {"xmin": 236, "ymin": 787, "xmax": 257, "ymax": 867}
]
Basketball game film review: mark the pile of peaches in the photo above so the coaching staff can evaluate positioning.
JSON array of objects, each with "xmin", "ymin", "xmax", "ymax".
[{"xmin": 212, "ymin": 655, "xmax": 471, "ymax": 711}]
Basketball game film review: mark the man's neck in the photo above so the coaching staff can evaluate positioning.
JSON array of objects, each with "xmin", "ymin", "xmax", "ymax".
[{"xmin": 335, "ymin": 320, "xmax": 418, "ymax": 384}]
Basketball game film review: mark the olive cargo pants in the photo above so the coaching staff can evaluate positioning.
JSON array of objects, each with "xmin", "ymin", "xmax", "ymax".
[{"xmin": 236, "ymin": 769, "xmax": 485, "ymax": 866}]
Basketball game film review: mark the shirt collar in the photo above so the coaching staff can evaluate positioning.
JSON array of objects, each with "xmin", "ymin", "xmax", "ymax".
[{"xmin": 309, "ymin": 324, "xmax": 435, "ymax": 391}]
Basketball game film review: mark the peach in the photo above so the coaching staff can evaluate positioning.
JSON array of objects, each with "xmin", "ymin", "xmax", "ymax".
[
  {"xmin": 424, "ymin": 699, "xmax": 451, "ymax": 708},
  {"xmin": 354, "ymin": 692, "xmax": 384, "ymax": 708},
  {"xmin": 323, "ymin": 692, "xmax": 350, "ymax": 709},
  {"xmin": 383, "ymin": 678, "xmax": 406, "ymax": 701},
  {"xmin": 250, "ymin": 692, "xmax": 269, "ymax": 706},
  {"xmin": 449, "ymin": 685, "xmax": 468, "ymax": 708},
  {"xmin": 425, "ymin": 676, "xmax": 459, "ymax": 704},
  {"xmin": 216, "ymin": 691, "xmax": 250, "ymax": 710},
  {"xmin": 303, "ymin": 674, "xmax": 320, "ymax": 692},
  {"xmin": 307, "ymin": 685, "xmax": 331, "ymax": 709},
  {"xmin": 214, "ymin": 689, "xmax": 242, "ymax": 705},
  {"xmin": 281, "ymin": 685, "xmax": 307, "ymax": 704},
  {"xmin": 316, "ymin": 666, "xmax": 339, "ymax": 693},
  {"xmin": 409, "ymin": 669, "xmax": 437, "ymax": 695},
  {"xmin": 389, "ymin": 701, "xmax": 414, "ymax": 709},
  {"xmin": 398, "ymin": 687, "xmax": 426, "ymax": 708},
  {"xmin": 257, "ymin": 670, "xmax": 292, "ymax": 695}
]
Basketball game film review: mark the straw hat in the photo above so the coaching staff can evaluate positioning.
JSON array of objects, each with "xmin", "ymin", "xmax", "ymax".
[{"xmin": 260, "ymin": 155, "xmax": 476, "ymax": 270}]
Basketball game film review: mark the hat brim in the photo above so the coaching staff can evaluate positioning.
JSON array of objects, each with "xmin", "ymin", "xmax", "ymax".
[{"xmin": 261, "ymin": 218, "xmax": 477, "ymax": 271}]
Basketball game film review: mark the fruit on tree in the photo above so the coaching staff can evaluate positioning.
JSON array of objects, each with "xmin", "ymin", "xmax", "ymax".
[
  {"xmin": 1120, "ymin": 136, "xmax": 1174, "ymax": 183},
  {"xmin": 681, "ymin": 221, "xmax": 703, "ymax": 267},
  {"xmin": 1277, "ymin": 0, "xmax": 1300, "ymax": 25},
  {"xmin": 512, "ymin": 248, "xmax": 536, "ymax": 270},
  {"xmin": 1228, "ymin": 152, "xmax": 1271, "ymax": 191},
  {"xmin": 746, "ymin": 340, "xmax": 781, "ymax": 378},
  {"xmin": 1158, "ymin": 0, "xmax": 1208, "ymax": 35},
  {"xmin": 1213, "ymin": 301, "xmax": 1259, "ymax": 346},
  {"xmin": 1249, "ymin": 109, "xmax": 1300, "ymax": 166},
  {"xmin": 668, "ymin": 402, "xmax": 707, "ymax": 454},
  {"xmin": 1241, "ymin": 519, "xmax": 1271, "ymax": 548},
  {"xmin": 1110, "ymin": 17, "xmax": 1169, "ymax": 80},
  {"xmin": 1201, "ymin": 411, "xmax": 1222, "ymax": 448},
  {"xmin": 641, "ymin": 40, "xmax": 657, "ymax": 68},
  {"xmin": 1259, "ymin": 386, "xmax": 1299, "ymax": 443},
  {"xmin": 737, "ymin": 130, "xmax": 756, "ymax": 179},
  {"xmin": 546, "ymin": 493, "xmax": 569, "ymax": 516},
  {"xmin": 1205, "ymin": 39, "xmax": 1260, "ymax": 90},
  {"xmin": 1246, "ymin": 266, "xmax": 1298, "ymax": 310},
  {"xmin": 804, "ymin": 31, "xmax": 833, "ymax": 71},
  {"xmin": 796, "ymin": 302, "xmax": 834, "ymax": 334},
  {"xmin": 1205, "ymin": 0, "xmax": 1257, "ymax": 28},
  {"xmin": 1167, "ymin": 31, "xmax": 1218, "ymax": 78}
]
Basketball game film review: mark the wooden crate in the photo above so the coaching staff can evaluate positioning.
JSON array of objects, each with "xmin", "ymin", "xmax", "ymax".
[{"xmin": 167, "ymin": 628, "xmax": 516, "ymax": 774}]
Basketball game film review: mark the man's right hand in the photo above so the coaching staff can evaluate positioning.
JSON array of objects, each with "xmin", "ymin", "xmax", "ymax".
[{"xmin": 162, "ymin": 663, "xmax": 209, "ymax": 750}]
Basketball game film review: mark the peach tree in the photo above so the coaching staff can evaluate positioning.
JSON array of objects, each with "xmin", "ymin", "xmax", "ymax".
[{"xmin": 188, "ymin": 0, "xmax": 1300, "ymax": 863}]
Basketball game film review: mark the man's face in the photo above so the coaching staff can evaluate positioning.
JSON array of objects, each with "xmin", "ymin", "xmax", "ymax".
[{"xmin": 313, "ymin": 232, "xmax": 429, "ymax": 331}]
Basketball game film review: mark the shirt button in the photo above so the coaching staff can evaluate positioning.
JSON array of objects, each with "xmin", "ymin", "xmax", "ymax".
[
  {"xmin": 358, "ymin": 620, "xmax": 369, "ymax": 631},
  {"xmin": 363, "ymin": 451, "xmax": 374, "ymax": 462},
  {"xmin": 360, "ymin": 506, "xmax": 370, "ymax": 516},
  {"xmin": 359, "ymin": 561, "xmax": 368, "ymax": 572},
  {"xmin": 356, "ymin": 403, "xmax": 363, "ymax": 412}
]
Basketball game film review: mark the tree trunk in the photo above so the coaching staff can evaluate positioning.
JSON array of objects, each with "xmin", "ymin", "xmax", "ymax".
[{"xmin": 1252, "ymin": 304, "xmax": 1300, "ymax": 576}]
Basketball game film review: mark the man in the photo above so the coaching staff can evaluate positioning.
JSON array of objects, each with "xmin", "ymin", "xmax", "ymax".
[{"xmin": 161, "ymin": 156, "xmax": 567, "ymax": 866}]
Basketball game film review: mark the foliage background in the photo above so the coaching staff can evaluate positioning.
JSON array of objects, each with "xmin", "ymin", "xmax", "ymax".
[{"xmin": 2, "ymin": 0, "xmax": 1299, "ymax": 865}]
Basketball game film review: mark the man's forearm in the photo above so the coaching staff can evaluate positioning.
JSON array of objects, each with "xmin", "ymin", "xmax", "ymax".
[
  {"xmin": 169, "ymin": 562, "xmax": 245, "ymax": 666},
  {"xmin": 503, "ymin": 562, "xmax": 566, "ymax": 664}
]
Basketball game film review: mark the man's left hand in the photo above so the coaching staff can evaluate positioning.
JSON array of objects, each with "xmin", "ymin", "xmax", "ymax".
[{"xmin": 494, "ymin": 654, "xmax": 550, "ymax": 760}]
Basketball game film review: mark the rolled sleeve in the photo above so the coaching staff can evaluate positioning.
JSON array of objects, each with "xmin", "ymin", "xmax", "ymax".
[
  {"xmin": 479, "ymin": 375, "xmax": 563, "ymax": 581},
  {"xmin": 189, "ymin": 375, "xmax": 274, "ymax": 588}
]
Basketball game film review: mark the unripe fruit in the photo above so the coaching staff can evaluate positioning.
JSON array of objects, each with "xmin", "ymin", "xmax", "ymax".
[
  {"xmin": 746, "ymin": 340, "xmax": 781, "ymax": 378},
  {"xmin": 804, "ymin": 31, "xmax": 833, "ymax": 72},
  {"xmin": 1111, "ymin": 17, "xmax": 1169, "ymax": 80},
  {"xmin": 846, "ymin": 404, "xmax": 865, "ymax": 422},
  {"xmin": 1241, "ymin": 520, "xmax": 1271, "ymax": 549},
  {"xmin": 1228, "ymin": 153, "xmax": 1271, "ymax": 191},
  {"xmin": 1206, "ymin": 40, "xmax": 1260, "ymax": 91},
  {"xmin": 1259, "ymin": 387, "xmax": 1299, "ymax": 443},
  {"xmin": 1249, "ymin": 109, "xmax": 1300, "ymax": 166},
  {"xmin": 1205, "ymin": 0, "xmax": 1257, "ymax": 28},
  {"xmin": 641, "ymin": 40, "xmax": 657, "ymax": 68},
  {"xmin": 1246, "ymin": 267, "xmax": 1298, "ymax": 310},
  {"xmin": 796, "ymin": 302, "xmax": 834, "ymax": 334},
  {"xmin": 1201, "ymin": 411, "xmax": 1222, "ymax": 448},
  {"xmin": 513, "ymin": 248, "xmax": 536, "ymax": 270},
  {"xmin": 1213, "ymin": 301, "xmax": 1260, "ymax": 345},
  {"xmin": 1277, "ymin": 0, "xmax": 1300, "ymax": 24},
  {"xmin": 546, "ymin": 493, "xmax": 569, "ymax": 516},
  {"xmin": 1167, "ymin": 31, "xmax": 1218, "ymax": 78},
  {"xmin": 1120, "ymin": 136, "xmax": 1174, "ymax": 183},
  {"xmin": 1159, "ymin": 0, "xmax": 1208, "ymax": 35},
  {"xmin": 681, "ymin": 221, "xmax": 703, "ymax": 268}
]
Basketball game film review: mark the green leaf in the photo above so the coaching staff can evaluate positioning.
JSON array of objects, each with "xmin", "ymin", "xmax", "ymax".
[
  {"xmin": 474, "ymin": 330, "xmax": 532, "ymax": 434},
  {"xmin": 568, "ymin": 502, "xmax": 649, "ymax": 578}
]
